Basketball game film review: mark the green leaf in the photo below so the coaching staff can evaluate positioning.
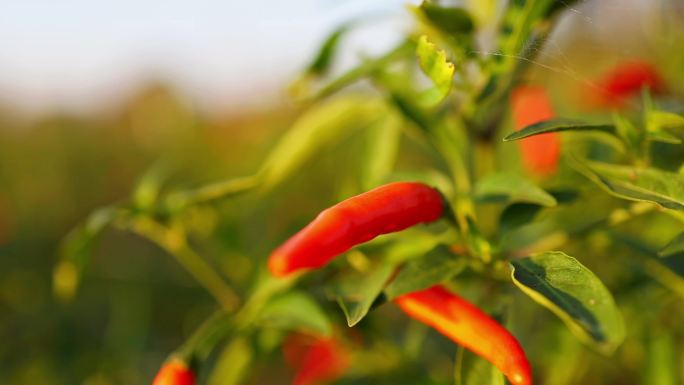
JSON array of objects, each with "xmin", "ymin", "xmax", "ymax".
[
  {"xmin": 53, "ymin": 206, "xmax": 122, "ymax": 302},
  {"xmin": 384, "ymin": 246, "xmax": 465, "ymax": 300},
  {"xmin": 647, "ymin": 110, "xmax": 684, "ymax": 131},
  {"xmin": 419, "ymin": 2, "xmax": 474, "ymax": 36},
  {"xmin": 454, "ymin": 345, "xmax": 505, "ymax": 385},
  {"xmin": 570, "ymin": 158, "xmax": 684, "ymax": 211},
  {"xmin": 314, "ymin": 40, "xmax": 414, "ymax": 100},
  {"xmin": 659, "ymin": 232, "xmax": 684, "ymax": 257},
  {"xmin": 647, "ymin": 130, "xmax": 682, "ymax": 144},
  {"xmin": 334, "ymin": 262, "xmax": 395, "ymax": 327},
  {"xmin": 259, "ymin": 96, "xmax": 384, "ymax": 189},
  {"xmin": 207, "ymin": 337, "xmax": 253, "ymax": 385},
  {"xmin": 361, "ymin": 112, "xmax": 402, "ymax": 190},
  {"xmin": 474, "ymin": 172, "xmax": 557, "ymax": 207},
  {"xmin": 307, "ymin": 24, "xmax": 349, "ymax": 76},
  {"xmin": 258, "ymin": 291, "xmax": 332, "ymax": 337},
  {"xmin": 510, "ymin": 251, "xmax": 625, "ymax": 354},
  {"xmin": 416, "ymin": 35, "xmax": 455, "ymax": 106},
  {"xmin": 503, "ymin": 119, "xmax": 614, "ymax": 142},
  {"xmin": 499, "ymin": 203, "xmax": 544, "ymax": 232}
]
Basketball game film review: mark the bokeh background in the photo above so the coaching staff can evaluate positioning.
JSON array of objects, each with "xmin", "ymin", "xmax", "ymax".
[{"xmin": 1, "ymin": 0, "xmax": 683, "ymax": 384}]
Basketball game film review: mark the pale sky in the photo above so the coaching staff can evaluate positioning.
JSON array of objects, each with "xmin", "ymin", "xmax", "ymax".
[
  {"xmin": 0, "ymin": 0, "xmax": 669, "ymax": 114},
  {"xmin": 0, "ymin": 0, "xmax": 415, "ymax": 113}
]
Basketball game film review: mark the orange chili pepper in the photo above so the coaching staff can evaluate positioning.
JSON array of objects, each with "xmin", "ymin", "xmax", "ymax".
[
  {"xmin": 510, "ymin": 85, "xmax": 560, "ymax": 176},
  {"xmin": 283, "ymin": 334, "xmax": 350, "ymax": 385},
  {"xmin": 152, "ymin": 358, "xmax": 195, "ymax": 385},
  {"xmin": 395, "ymin": 285, "xmax": 532, "ymax": 385},
  {"xmin": 592, "ymin": 60, "xmax": 664, "ymax": 108},
  {"xmin": 268, "ymin": 182, "xmax": 444, "ymax": 277}
]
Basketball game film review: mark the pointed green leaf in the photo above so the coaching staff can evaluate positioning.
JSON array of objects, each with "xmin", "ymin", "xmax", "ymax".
[
  {"xmin": 259, "ymin": 96, "xmax": 383, "ymax": 189},
  {"xmin": 570, "ymin": 158, "xmax": 684, "ymax": 211},
  {"xmin": 307, "ymin": 24, "xmax": 350, "ymax": 76},
  {"xmin": 659, "ymin": 232, "xmax": 684, "ymax": 257},
  {"xmin": 334, "ymin": 262, "xmax": 395, "ymax": 327},
  {"xmin": 384, "ymin": 246, "xmax": 465, "ymax": 300},
  {"xmin": 416, "ymin": 35, "xmax": 455, "ymax": 106},
  {"xmin": 419, "ymin": 2, "xmax": 474, "ymax": 36},
  {"xmin": 474, "ymin": 172, "xmax": 557, "ymax": 207},
  {"xmin": 510, "ymin": 251, "xmax": 625, "ymax": 354},
  {"xmin": 503, "ymin": 119, "xmax": 614, "ymax": 141},
  {"xmin": 258, "ymin": 291, "xmax": 332, "ymax": 337}
]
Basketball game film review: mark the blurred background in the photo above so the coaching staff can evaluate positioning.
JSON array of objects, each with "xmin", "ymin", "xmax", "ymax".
[{"xmin": 1, "ymin": 0, "xmax": 682, "ymax": 384}]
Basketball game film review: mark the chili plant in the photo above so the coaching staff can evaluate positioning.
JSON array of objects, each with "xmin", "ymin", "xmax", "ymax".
[{"xmin": 55, "ymin": 1, "xmax": 684, "ymax": 384}]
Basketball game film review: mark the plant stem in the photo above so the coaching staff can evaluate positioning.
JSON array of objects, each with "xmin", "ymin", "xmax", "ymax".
[
  {"xmin": 121, "ymin": 216, "xmax": 241, "ymax": 312},
  {"xmin": 165, "ymin": 174, "xmax": 261, "ymax": 211}
]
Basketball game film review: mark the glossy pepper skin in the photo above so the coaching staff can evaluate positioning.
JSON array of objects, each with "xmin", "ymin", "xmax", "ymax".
[
  {"xmin": 592, "ymin": 60, "xmax": 664, "ymax": 108},
  {"xmin": 395, "ymin": 285, "xmax": 532, "ymax": 385},
  {"xmin": 151, "ymin": 358, "xmax": 195, "ymax": 385},
  {"xmin": 283, "ymin": 334, "xmax": 350, "ymax": 385},
  {"xmin": 510, "ymin": 85, "xmax": 560, "ymax": 176},
  {"xmin": 268, "ymin": 182, "xmax": 444, "ymax": 277}
]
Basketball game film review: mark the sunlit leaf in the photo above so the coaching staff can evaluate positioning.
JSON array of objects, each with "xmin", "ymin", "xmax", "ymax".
[
  {"xmin": 511, "ymin": 251, "xmax": 625, "ymax": 354},
  {"xmin": 570, "ymin": 158, "xmax": 684, "ymax": 211},
  {"xmin": 474, "ymin": 172, "xmax": 557, "ymax": 207},
  {"xmin": 416, "ymin": 35, "xmax": 455, "ymax": 106},
  {"xmin": 334, "ymin": 262, "xmax": 395, "ymax": 327},
  {"xmin": 419, "ymin": 2, "xmax": 474, "ymax": 36},
  {"xmin": 385, "ymin": 246, "xmax": 465, "ymax": 300},
  {"xmin": 258, "ymin": 291, "xmax": 332, "ymax": 337},
  {"xmin": 259, "ymin": 96, "xmax": 384, "ymax": 189},
  {"xmin": 503, "ymin": 119, "xmax": 614, "ymax": 141}
]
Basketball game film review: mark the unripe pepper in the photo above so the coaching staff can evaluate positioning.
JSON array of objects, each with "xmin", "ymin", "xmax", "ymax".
[
  {"xmin": 152, "ymin": 358, "xmax": 195, "ymax": 385},
  {"xmin": 268, "ymin": 182, "xmax": 444, "ymax": 277},
  {"xmin": 395, "ymin": 285, "xmax": 532, "ymax": 385},
  {"xmin": 510, "ymin": 85, "xmax": 559, "ymax": 176}
]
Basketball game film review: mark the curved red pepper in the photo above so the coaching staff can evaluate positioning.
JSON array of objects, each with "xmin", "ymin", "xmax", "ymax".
[
  {"xmin": 510, "ymin": 85, "xmax": 560, "ymax": 176},
  {"xmin": 283, "ymin": 334, "xmax": 350, "ymax": 385},
  {"xmin": 592, "ymin": 60, "xmax": 664, "ymax": 108},
  {"xmin": 395, "ymin": 285, "xmax": 532, "ymax": 385},
  {"xmin": 268, "ymin": 182, "xmax": 444, "ymax": 277},
  {"xmin": 152, "ymin": 358, "xmax": 195, "ymax": 385}
]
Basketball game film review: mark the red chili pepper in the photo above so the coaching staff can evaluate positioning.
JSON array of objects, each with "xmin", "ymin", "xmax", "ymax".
[
  {"xmin": 268, "ymin": 182, "xmax": 444, "ymax": 277},
  {"xmin": 152, "ymin": 358, "xmax": 195, "ymax": 385},
  {"xmin": 591, "ymin": 60, "xmax": 665, "ymax": 108},
  {"xmin": 510, "ymin": 86, "xmax": 560, "ymax": 176},
  {"xmin": 395, "ymin": 285, "xmax": 532, "ymax": 385},
  {"xmin": 283, "ymin": 334, "xmax": 350, "ymax": 385}
]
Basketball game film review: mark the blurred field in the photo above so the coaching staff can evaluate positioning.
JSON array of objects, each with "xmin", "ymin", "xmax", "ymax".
[{"xmin": 1, "ymin": 1, "xmax": 683, "ymax": 384}]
